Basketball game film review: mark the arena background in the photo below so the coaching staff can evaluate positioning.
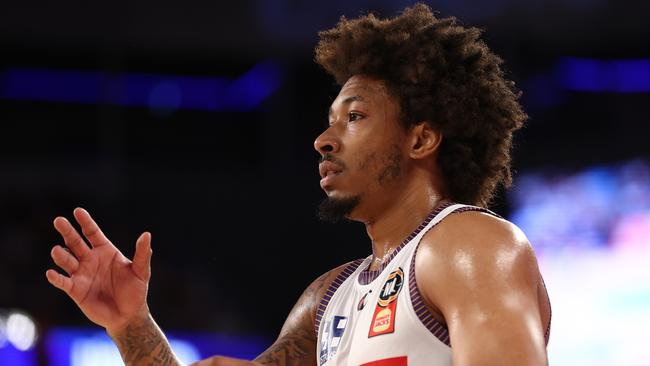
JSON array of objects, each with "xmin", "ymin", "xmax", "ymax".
[{"xmin": 1, "ymin": 1, "xmax": 649, "ymax": 365}]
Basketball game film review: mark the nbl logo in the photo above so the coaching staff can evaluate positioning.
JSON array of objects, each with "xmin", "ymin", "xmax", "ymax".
[{"xmin": 378, "ymin": 268, "xmax": 404, "ymax": 307}]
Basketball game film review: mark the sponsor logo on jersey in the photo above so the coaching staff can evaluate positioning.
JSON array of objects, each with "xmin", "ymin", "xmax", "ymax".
[
  {"xmin": 319, "ymin": 315, "xmax": 347, "ymax": 365},
  {"xmin": 368, "ymin": 267, "xmax": 404, "ymax": 338},
  {"xmin": 372, "ymin": 307, "xmax": 393, "ymax": 332}
]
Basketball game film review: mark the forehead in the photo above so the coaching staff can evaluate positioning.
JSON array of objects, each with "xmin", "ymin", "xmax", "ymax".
[{"xmin": 331, "ymin": 75, "xmax": 392, "ymax": 107}]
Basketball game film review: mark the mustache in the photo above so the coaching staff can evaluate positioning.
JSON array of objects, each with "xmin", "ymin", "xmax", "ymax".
[{"xmin": 319, "ymin": 153, "xmax": 346, "ymax": 169}]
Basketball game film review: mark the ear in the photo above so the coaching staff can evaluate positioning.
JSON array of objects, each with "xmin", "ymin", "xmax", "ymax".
[{"xmin": 408, "ymin": 122, "xmax": 442, "ymax": 160}]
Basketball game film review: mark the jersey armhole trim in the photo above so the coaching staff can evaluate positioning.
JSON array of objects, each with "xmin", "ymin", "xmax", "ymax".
[
  {"xmin": 314, "ymin": 258, "xmax": 366, "ymax": 336},
  {"xmin": 409, "ymin": 205, "xmax": 497, "ymax": 347}
]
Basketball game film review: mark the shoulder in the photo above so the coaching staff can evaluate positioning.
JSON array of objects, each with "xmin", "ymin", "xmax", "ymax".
[
  {"xmin": 414, "ymin": 209, "xmax": 550, "ymax": 363},
  {"xmin": 419, "ymin": 209, "xmax": 536, "ymax": 272},
  {"xmin": 280, "ymin": 259, "xmax": 364, "ymax": 337},
  {"xmin": 415, "ymin": 209, "xmax": 541, "ymax": 311},
  {"xmin": 255, "ymin": 262, "xmax": 365, "ymax": 366},
  {"xmin": 305, "ymin": 259, "xmax": 362, "ymax": 305}
]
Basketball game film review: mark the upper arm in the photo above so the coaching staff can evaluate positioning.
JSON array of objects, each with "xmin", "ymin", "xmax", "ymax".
[
  {"xmin": 253, "ymin": 263, "xmax": 349, "ymax": 366},
  {"xmin": 417, "ymin": 212, "xmax": 548, "ymax": 366}
]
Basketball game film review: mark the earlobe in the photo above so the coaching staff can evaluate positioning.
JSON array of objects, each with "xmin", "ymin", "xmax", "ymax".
[{"xmin": 409, "ymin": 122, "xmax": 442, "ymax": 159}]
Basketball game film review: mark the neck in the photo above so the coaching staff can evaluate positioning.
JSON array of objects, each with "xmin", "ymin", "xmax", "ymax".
[{"xmin": 363, "ymin": 179, "xmax": 447, "ymax": 271}]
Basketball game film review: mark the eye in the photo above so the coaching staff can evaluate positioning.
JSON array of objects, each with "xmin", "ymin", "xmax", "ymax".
[{"xmin": 348, "ymin": 112, "xmax": 364, "ymax": 122}]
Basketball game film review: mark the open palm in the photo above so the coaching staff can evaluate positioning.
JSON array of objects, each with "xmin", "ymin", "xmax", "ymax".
[{"xmin": 46, "ymin": 208, "xmax": 153, "ymax": 334}]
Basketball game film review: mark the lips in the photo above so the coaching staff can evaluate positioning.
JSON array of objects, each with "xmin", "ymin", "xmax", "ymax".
[
  {"xmin": 319, "ymin": 161, "xmax": 343, "ymax": 179},
  {"xmin": 318, "ymin": 161, "xmax": 344, "ymax": 189}
]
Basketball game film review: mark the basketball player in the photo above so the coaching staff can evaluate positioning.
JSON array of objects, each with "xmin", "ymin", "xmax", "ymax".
[{"xmin": 46, "ymin": 4, "xmax": 551, "ymax": 365}]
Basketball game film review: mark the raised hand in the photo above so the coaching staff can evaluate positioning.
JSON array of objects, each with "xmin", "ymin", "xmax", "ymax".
[{"xmin": 46, "ymin": 207, "xmax": 153, "ymax": 336}]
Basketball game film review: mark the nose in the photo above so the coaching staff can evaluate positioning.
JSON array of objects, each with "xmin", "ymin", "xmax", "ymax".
[{"xmin": 314, "ymin": 129, "xmax": 340, "ymax": 155}]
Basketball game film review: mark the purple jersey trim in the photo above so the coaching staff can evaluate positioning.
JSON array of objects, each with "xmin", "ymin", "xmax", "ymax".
[
  {"xmin": 314, "ymin": 258, "xmax": 365, "ymax": 336},
  {"xmin": 357, "ymin": 201, "xmax": 456, "ymax": 285},
  {"xmin": 408, "ymin": 205, "xmax": 499, "ymax": 347}
]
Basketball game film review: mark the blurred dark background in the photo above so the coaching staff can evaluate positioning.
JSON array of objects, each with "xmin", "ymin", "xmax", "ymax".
[{"xmin": 1, "ymin": 0, "xmax": 649, "ymax": 363}]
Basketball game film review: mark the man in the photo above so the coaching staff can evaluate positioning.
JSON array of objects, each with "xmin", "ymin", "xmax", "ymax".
[{"xmin": 46, "ymin": 4, "xmax": 551, "ymax": 366}]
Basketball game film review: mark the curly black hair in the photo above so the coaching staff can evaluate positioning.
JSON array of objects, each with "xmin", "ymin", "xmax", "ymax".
[{"xmin": 315, "ymin": 3, "xmax": 526, "ymax": 207}]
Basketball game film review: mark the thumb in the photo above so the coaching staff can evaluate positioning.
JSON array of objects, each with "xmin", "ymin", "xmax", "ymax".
[{"xmin": 132, "ymin": 232, "xmax": 152, "ymax": 282}]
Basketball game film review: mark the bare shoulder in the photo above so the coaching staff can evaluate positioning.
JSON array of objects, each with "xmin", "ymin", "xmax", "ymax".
[
  {"xmin": 300, "ymin": 259, "xmax": 363, "ymax": 331},
  {"xmin": 272, "ymin": 258, "xmax": 362, "ymax": 339},
  {"xmin": 415, "ymin": 210, "xmax": 545, "ymax": 317},
  {"xmin": 416, "ymin": 210, "xmax": 550, "ymax": 364},
  {"xmin": 253, "ymin": 260, "xmax": 362, "ymax": 366},
  {"xmin": 419, "ymin": 210, "xmax": 538, "ymax": 280},
  {"xmin": 435, "ymin": 210, "xmax": 531, "ymax": 248}
]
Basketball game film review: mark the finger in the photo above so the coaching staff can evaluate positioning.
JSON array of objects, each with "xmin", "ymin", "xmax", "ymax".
[
  {"xmin": 191, "ymin": 360, "xmax": 215, "ymax": 366},
  {"xmin": 51, "ymin": 245, "xmax": 80, "ymax": 275},
  {"xmin": 191, "ymin": 356, "xmax": 252, "ymax": 366},
  {"xmin": 53, "ymin": 216, "xmax": 91, "ymax": 259},
  {"xmin": 73, "ymin": 207, "xmax": 111, "ymax": 248},
  {"xmin": 45, "ymin": 269, "xmax": 73, "ymax": 294},
  {"xmin": 132, "ymin": 232, "xmax": 152, "ymax": 282}
]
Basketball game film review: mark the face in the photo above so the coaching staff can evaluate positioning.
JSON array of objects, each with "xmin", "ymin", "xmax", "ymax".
[{"xmin": 315, "ymin": 75, "xmax": 408, "ymax": 222}]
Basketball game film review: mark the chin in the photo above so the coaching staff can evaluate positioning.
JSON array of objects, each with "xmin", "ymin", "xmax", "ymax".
[
  {"xmin": 318, "ymin": 194, "xmax": 361, "ymax": 223},
  {"xmin": 325, "ymin": 189, "xmax": 345, "ymax": 199}
]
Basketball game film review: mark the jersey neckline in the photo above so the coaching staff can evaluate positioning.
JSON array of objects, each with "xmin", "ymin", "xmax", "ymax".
[{"xmin": 357, "ymin": 200, "xmax": 456, "ymax": 285}]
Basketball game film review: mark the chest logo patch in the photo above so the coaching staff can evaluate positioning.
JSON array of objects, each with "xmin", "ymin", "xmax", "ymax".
[{"xmin": 368, "ymin": 267, "xmax": 404, "ymax": 338}]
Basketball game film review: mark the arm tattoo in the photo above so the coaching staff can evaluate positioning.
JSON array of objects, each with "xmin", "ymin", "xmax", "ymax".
[
  {"xmin": 254, "ymin": 269, "xmax": 337, "ymax": 366},
  {"xmin": 304, "ymin": 272, "xmax": 328, "ymax": 300},
  {"xmin": 254, "ymin": 328, "xmax": 316, "ymax": 366},
  {"xmin": 113, "ymin": 315, "xmax": 182, "ymax": 366}
]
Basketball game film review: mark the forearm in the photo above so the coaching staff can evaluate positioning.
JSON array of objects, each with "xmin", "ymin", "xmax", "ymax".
[{"xmin": 110, "ymin": 313, "xmax": 183, "ymax": 366}]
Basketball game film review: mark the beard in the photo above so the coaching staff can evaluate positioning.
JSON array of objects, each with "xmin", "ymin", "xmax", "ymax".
[
  {"xmin": 318, "ymin": 195, "xmax": 361, "ymax": 223},
  {"xmin": 317, "ymin": 144, "xmax": 403, "ymax": 223}
]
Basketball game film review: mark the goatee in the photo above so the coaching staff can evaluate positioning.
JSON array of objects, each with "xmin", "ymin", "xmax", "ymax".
[{"xmin": 318, "ymin": 195, "xmax": 361, "ymax": 223}]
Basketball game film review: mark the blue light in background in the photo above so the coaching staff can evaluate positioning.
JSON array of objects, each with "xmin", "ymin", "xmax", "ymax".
[
  {"xmin": 509, "ymin": 160, "xmax": 650, "ymax": 252},
  {"xmin": 3, "ymin": 69, "xmax": 102, "ymax": 104},
  {"xmin": 45, "ymin": 327, "xmax": 270, "ymax": 366},
  {"xmin": 225, "ymin": 61, "xmax": 285, "ymax": 111},
  {"xmin": 1, "ymin": 62, "xmax": 284, "ymax": 112},
  {"xmin": 558, "ymin": 57, "xmax": 650, "ymax": 93},
  {"xmin": 522, "ymin": 57, "xmax": 650, "ymax": 109},
  {"xmin": 0, "ymin": 343, "xmax": 37, "ymax": 366}
]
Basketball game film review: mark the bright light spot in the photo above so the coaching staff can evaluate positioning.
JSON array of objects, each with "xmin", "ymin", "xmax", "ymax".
[
  {"xmin": 509, "ymin": 160, "xmax": 650, "ymax": 365},
  {"xmin": 6, "ymin": 313, "xmax": 37, "ymax": 351},
  {"xmin": 170, "ymin": 339, "xmax": 202, "ymax": 364},
  {"xmin": 70, "ymin": 336, "xmax": 123, "ymax": 366}
]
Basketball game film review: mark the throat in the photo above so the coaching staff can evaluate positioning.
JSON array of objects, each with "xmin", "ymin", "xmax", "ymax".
[
  {"xmin": 368, "ymin": 244, "xmax": 402, "ymax": 271},
  {"xmin": 365, "ymin": 198, "xmax": 453, "ymax": 272}
]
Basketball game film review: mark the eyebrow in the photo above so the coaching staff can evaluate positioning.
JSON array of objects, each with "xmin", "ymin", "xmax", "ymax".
[{"xmin": 328, "ymin": 95, "xmax": 365, "ymax": 117}]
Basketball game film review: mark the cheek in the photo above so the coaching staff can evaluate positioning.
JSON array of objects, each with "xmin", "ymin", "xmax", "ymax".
[
  {"xmin": 357, "ymin": 151, "xmax": 381, "ymax": 172},
  {"xmin": 354, "ymin": 145, "xmax": 403, "ymax": 183}
]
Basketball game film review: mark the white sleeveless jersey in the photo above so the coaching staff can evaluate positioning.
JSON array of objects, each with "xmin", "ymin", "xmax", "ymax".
[{"xmin": 315, "ymin": 203, "xmax": 498, "ymax": 366}]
